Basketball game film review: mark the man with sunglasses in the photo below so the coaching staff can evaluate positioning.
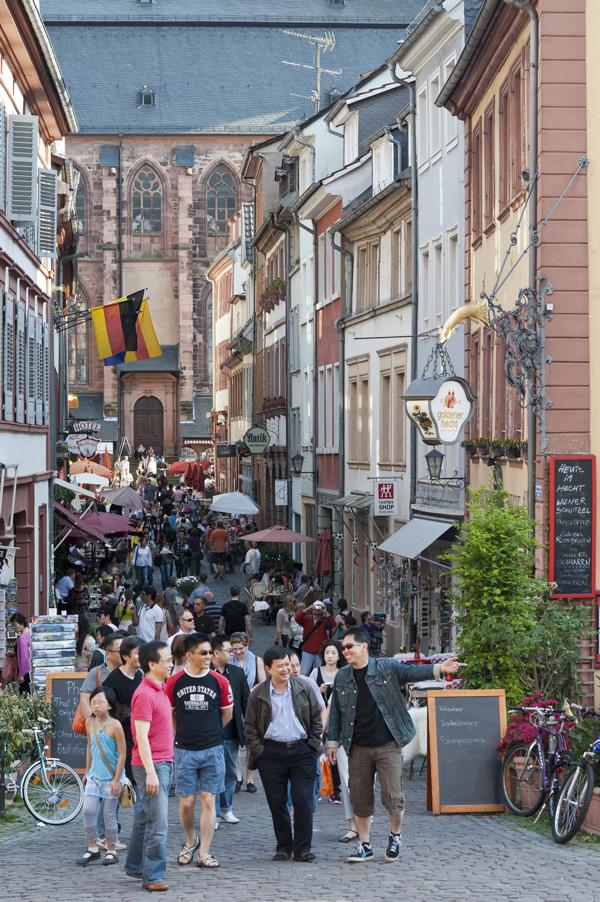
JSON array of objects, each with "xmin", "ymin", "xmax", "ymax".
[
  {"xmin": 167, "ymin": 610, "xmax": 196, "ymax": 646},
  {"xmin": 327, "ymin": 627, "xmax": 464, "ymax": 864},
  {"xmin": 166, "ymin": 633, "xmax": 233, "ymax": 870}
]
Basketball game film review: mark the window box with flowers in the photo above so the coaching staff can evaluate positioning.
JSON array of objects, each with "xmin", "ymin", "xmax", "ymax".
[{"xmin": 261, "ymin": 278, "xmax": 286, "ymax": 312}]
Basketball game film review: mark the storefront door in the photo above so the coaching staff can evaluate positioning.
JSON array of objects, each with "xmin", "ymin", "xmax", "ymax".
[{"xmin": 134, "ymin": 395, "xmax": 164, "ymax": 454}]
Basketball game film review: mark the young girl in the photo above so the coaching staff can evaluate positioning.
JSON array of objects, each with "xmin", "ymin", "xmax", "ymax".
[{"xmin": 78, "ymin": 686, "xmax": 126, "ymax": 867}]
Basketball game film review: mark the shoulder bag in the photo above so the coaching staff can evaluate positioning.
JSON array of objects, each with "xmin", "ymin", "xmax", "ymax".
[{"xmin": 90, "ymin": 717, "xmax": 136, "ymax": 808}]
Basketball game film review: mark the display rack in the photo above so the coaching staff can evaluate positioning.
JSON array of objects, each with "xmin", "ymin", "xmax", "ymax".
[{"xmin": 30, "ymin": 614, "xmax": 78, "ymax": 692}]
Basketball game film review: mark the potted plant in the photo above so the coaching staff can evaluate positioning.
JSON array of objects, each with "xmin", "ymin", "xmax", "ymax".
[
  {"xmin": 504, "ymin": 439, "xmax": 522, "ymax": 460},
  {"xmin": 476, "ymin": 437, "xmax": 490, "ymax": 457},
  {"xmin": 175, "ymin": 576, "xmax": 198, "ymax": 603},
  {"xmin": 489, "ymin": 439, "xmax": 505, "ymax": 459},
  {"xmin": 461, "ymin": 439, "xmax": 478, "ymax": 459}
]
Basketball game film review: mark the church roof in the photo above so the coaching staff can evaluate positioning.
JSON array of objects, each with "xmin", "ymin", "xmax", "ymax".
[{"xmin": 41, "ymin": 2, "xmax": 421, "ymax": 134}]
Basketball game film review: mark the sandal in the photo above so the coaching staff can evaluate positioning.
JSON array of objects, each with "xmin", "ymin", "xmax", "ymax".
[
  {"xmin": 178, "ymin": 836, "xmax": 199, "ymax": 866},
  {"xmin": 197, "ymin": 853, "xmax": 220, "ymax": 869},
  {"xmin": 339, "ymin": 829, "xmax": 359, "ymax": 843}
]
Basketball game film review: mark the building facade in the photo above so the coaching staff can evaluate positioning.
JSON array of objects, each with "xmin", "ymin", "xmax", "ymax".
[{"xmin": 0, "ymin": 0, "xmax": 77, "ymax": 622}]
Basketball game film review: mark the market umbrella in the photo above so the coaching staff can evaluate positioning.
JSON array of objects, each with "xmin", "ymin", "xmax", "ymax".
[
  {"xmin": 167, "ymin": 461, "xmax": 189, "ymax": 475},
  {"xmin": 102, "ymin": 486, "xmax": 145, "ymax": 511},
  {"xmin": 83, "ymin": 511, "xmax": 139, "ymax": 535},
  {"xmin": 210, "ymin": 491, "xmax": 260, "ymax": 516},
  {"xmin": 102, "ymin": 447, "xmax": 111, "ymax": 470},
  {"xmin": 242, "ymin": 524, "xmax": 315, "ymax": 544},
  {"xmin": 315, "ymin": 531, "xmax": 333, "ymax": 575},
  {"xmin": 53, "ymin": 503, "xmax": 106, "ymax": 541},
  {"xmin": 70, "ymin": 460, "xmax": 112, "ymax": 478}
]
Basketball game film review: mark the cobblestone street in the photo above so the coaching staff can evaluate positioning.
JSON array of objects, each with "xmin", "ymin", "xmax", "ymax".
[{"xmin": 2, "ymin": 574, "xmax": 599, "ymax": 902}]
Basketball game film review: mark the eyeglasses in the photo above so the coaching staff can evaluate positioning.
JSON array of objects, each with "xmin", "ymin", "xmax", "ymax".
[
  {"xmin": 341, "ymin": 642, "xmax": 362, "ymax": 651},
  {"xmin": 192, "ymin": 649, "xmax": 212, "ymax": 655},
  {"xmin": 181, "ymin": 617, "xmax": 194, "ymax": 622}
]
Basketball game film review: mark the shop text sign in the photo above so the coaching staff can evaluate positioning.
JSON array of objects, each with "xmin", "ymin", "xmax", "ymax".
[
  {"xmin": 374, "ymin": 480, "xmax": 399, "ymax": 516},
  {"xmin": 243, "ymin": 426, "xmax": 271, "ymax": 455},
  {"xmin": 429, "ymin": 379, "xmax": 473, "ymax": 444},
  {"xmin": 549, "ymin": 455, "xmax": 595, "ymax": 598}
]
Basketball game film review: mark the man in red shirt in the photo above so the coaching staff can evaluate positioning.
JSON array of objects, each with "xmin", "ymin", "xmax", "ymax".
[
  {"xmin": 208, "ymin": 520, "xmax": 230, "ymax": 580},
  {"xmin": 166, "ymin": 633, "xmax": 233, "ymax": 869},
  {"xmin": 125, "ymin": 640, "xmax": 174, "ymax": 892},
  {"xmin": 296, "ymin": 600, "xmax": 336, "ymax": 676}
]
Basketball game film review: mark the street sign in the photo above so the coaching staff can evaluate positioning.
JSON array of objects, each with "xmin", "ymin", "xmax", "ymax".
[
  {"xmin": 243, "ymin": 425, "xmax": 271, "ymax": 455},
  {"xmin": 216, "ymin": 443, "xmax": 238, "ymax": 459}
]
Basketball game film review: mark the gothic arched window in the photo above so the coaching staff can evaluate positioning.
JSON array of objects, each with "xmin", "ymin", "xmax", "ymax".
[
  {"xmin": 75, "ymin": 174, "xmax": 86, "ymax": 235},
  {"xmin": 131, "ymin": 166, "xmax": 162, "ymax": 235},
  {"xmin": 206, "ymin": 166, "xmax": 237, "ymax": 236},
  {"xmin": 68, "ymin": 315, "xmax": 88, "ymax": 387}
]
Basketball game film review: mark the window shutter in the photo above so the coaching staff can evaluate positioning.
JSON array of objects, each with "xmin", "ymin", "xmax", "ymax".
[
  {"xmin": 15, "ymin": 302, "xmax": 26, "ymax": 423},
  {"xmin": 35, "ymin": 316, "xmax": 43, "ymax": 425},
  {"xmin": 0, "ymin": 102, "xmax": 5, "ymax": 211},
  {"xmin": 26, "ymin": 309, "xmax": 36, "ymax": 424},
  {"xmin": 3, "ymin": 295, "xmax": 15, "ymax": 421},
  {"xmin": 37, "ymin": 169, "xmax": 57, "ymax": 258},
  {"xmin": 42, "ymin": 322, "xmax": 49, "ymax": 425},
  {"xmin": 7, "ymin": 115, "xmax": 38, "ymax": 222}
]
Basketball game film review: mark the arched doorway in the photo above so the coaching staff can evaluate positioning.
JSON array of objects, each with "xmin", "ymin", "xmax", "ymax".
[{"xmin": 134, "ymin": 395, "xmax": 164, "ymax": 453}]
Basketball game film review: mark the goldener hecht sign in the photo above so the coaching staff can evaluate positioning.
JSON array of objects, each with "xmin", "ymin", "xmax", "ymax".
[{"xmin": 429, "ymin": 379, "xmax": 473, "ymax": 444}]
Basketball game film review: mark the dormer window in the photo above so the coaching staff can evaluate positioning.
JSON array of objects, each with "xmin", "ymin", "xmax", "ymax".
[
  {"xmin": 331, "ymin": 0, "xmax": 346, "ymax": 6},
  {"xmin": 139, "ymin": 86, "xmax": 155, "ymax": 108},
  {"xmin": 344, "ymin": 112, "xmax": 358, "ymax": 165}
]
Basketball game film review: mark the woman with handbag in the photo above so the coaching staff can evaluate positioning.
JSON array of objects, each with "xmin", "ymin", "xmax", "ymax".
[{"xmin": 78, "ymin": 685, "xmax": 127, "ymax": 867}]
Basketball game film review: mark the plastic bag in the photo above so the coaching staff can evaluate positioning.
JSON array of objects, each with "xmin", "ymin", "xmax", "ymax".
[{"xmin": 320, "ymin": 755, "xmax": 334, "ymax": 798}]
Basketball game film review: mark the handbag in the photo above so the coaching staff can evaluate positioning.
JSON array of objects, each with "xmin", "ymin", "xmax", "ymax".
[
  {"xmin": 90, "ymin": 718, "xmax": 136, "ymax": 808},
  {"xmin": 71, "ymin": 667, "xmax": 101, "ymax": 735}
]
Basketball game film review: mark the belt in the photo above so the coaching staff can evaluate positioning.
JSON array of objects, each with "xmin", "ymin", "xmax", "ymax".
[{"xmin": 264, "ymin": 739, "xmax": 306, "ymax": 749}]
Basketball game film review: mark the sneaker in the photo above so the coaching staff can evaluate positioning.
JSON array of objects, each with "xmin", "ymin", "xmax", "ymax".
[
  {"xmin": 96, "ymin": 838, "xmax": 107, "ymax": 851},
  {"xmin": 347, "ymin": 841, "xmax": 373, "ymax": 863},
  {"xmin": 214, "ymin": 820, "xmax": 220, "ymax": 831},
  {"xmin": 114, "ymin": 840, "xmax": 127, "ymax": 851},
  {"xmin": 385, "ymin": 833, "xmax": 402, "ymax": 862},
  {"xmin": 220, "ymin": 811, "xmax": 240, "ymax": 824},
  {"xmin": 76, "ymin": 850, "xmax": 101, "ymax": 867}
]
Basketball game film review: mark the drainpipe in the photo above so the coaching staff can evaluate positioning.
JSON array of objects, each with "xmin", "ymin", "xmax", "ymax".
[
  {"xmin": 116, "ymin": 139, "xmax": 124, "ymax": 450},
  {"xmin": 326, "ymin": 120, "xmax": 344, "ymax": 141},
  {"xmin": 388, "ymin": 62, "xmax": 419, "ymax": 515},
  {"xmin": 502, "ymin": 0, "xmax": 538, "ymax": 525},
  {"xmin": 332, "ymin": 232, "xmax": 353, "ymax": 598},
  {"xmin": 242, "ymin": 172, "xmax": 257, "ymax": 501},
  {"xmin": 272, "ymin": 215, "xmax": 292, "ymax": 528}
]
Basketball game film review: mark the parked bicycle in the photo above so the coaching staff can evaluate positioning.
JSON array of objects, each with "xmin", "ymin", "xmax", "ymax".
[
  {"xmin": 5, "ymin": 716, "xmax": 84, "ymax": 825},
  {"xmin": 551, "ymin": 710, "xmax": 600, "ymax": 844},
  {"xmin": 500, "ymin": 702, "xmax": 588, "ymax": 820}
]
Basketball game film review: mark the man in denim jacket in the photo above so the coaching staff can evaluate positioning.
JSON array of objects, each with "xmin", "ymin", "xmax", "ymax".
[{"xmin": 327, "ymin": 626, "xmax": 463, "ymax": 863}]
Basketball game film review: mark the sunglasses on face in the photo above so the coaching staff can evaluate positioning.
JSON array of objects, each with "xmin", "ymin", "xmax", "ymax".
[{"xmin": 342, "ymin": 642, "xmax": 363, "ymax": 651}]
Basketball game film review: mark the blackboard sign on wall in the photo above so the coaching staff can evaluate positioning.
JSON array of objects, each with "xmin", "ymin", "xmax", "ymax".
[
  {"xmin": 549, "ymin": 455, "xmax": 596, "ymax": 598},
  {"xmin": 427, "ymin": 690, "xmax": 506, "ymax": 814},
  {"xmin": 46, "ymin": 672, "xmax": 88, "ymax": 773}
]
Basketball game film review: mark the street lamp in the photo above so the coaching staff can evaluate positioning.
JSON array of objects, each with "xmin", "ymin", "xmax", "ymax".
[
  {"xmin": 291, "ymin": 452, "xmax": 304, "ymax": 477},
  {"xmin": 425, "ymin": 447, "xmax": 444, "ymax": 481}
]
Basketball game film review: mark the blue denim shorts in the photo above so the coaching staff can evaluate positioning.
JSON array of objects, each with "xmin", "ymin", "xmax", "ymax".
[{"xmin": 174, "ymin": 745, "xmax": 225, "ymax": 796}]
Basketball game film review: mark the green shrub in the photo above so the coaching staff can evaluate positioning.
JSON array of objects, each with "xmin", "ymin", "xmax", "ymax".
[{"xmin": 0, "ymin": 689, "xmax": 54, "ymax": 766}]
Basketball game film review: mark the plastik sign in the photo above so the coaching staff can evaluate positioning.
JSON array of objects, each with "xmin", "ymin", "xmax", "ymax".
[{"xmin": 374, "ymin": 480, "xmax": 398, "ymax": 516}]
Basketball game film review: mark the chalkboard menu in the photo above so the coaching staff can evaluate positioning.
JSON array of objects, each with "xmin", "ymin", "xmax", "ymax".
[
  {"xmin": 46, "ymin": 672, "xmax": 88, "ymax": 773},
  {"xmin": 427, "ymin": 690, "xmax": 506, "ymax": 814},
  {"xmin": 549, "ymin": 455, "xmax": 596, "ymax": 598}
]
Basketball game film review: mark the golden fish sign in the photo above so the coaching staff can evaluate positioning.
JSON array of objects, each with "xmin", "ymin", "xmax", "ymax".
[{"xmin": 439, "ymin": 298, "xmax": 490, "ymax": 344}]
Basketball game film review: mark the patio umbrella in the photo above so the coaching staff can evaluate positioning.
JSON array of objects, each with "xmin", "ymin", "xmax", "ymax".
[
  {"xmin": 102, "ymin": 447, "xmax": 111, "ymax": 470},
  {"xmin": 83, "ymin": 511, "xmax": 139, "ymax": 535},
  {"xmin": 54, "ymin": 503, "xmax": 106, "ymax": 541},
  {"xmin": 102, "ymin": 486, "xmax": 145, "ymax": 511},
  {"xmin": 242, "ymin": 524, "xmax": 315, "ymax": 544},
  {"xmin": 315, "ymin": 531, "xmax": 333, "ymax": 575},
  {"xmin": 70, "ymin": 460, "xmax": 112, "ymax": 478},
  {"xmin": 210, "ymin": 491, "xmax": 259, "ymax": 516},
  {"xmin": 167, "ymin": 461, "xmax": 189, "ymax": 475}
]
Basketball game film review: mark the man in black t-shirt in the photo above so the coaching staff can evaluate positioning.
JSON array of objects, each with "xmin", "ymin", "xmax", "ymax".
[
  {"xmin": 166, "ymin": 633, "xmax": 233, "ymax": 868},
  {"xmin": 219, "ymin": 585, "xmax": 251, "ymax": 638},
  {"xmin": 211, "ymin": 635, "xmax": 250, "ymax": 824},
  {"xmin": 103, "ymin": 636, "xmax": 144, "ymax": 783}
]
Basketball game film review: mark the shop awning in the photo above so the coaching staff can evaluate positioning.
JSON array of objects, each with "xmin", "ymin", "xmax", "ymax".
[
  {"xmin": 54, "ymin": 477, "xmax": 98, "ymax": 500},
  {"xmin": 333, "ymin": 493, "xmax": 373, "ymax": 509},
  {"xmin": 378, "ymin": 517, "xmax": 454, "ymax": 560}
]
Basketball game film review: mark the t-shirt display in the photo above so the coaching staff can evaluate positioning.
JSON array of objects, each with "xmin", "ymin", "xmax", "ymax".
[{"xmin": 167, "ymin": 668, "xmax": 233, "ymax": 750}]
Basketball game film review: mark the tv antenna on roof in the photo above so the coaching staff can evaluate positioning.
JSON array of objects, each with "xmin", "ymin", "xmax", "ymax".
[{"xmin": 281, "ymin": 29, "xmax": 342, "ymax": 114}]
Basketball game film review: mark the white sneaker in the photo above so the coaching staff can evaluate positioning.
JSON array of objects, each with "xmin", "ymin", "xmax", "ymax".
[
  {"xmin": 220, "ymin": 811, "xmax": 240, "ymax": 824},
  {"xmin": 114, "ymin": 841, "xmax": 127, "ymax": 851},
  {"xmin": 97, "ymin": 838, "xmax": 126, "ymax": 851},
  {"xmin": 214, "ymin": 820, "xmax": 220, "ymax": 831}
]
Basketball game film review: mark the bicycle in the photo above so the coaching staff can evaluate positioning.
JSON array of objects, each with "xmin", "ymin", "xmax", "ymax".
[
  {"xmin": 5, "ymin": 716, "xmax": 84, "ymax": 825},
  {"xmin": 500, "ymin": 703, "xmax": 586, "ymax": 820},
  {"xmin": 551, "ymin": 710, "xmax": 600, "ymax": 844}
]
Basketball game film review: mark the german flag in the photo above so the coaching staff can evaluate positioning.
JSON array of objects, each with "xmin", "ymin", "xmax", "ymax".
[{"xmin": 90, "ymin": 291, "xmax": 161, "ymax": 366}]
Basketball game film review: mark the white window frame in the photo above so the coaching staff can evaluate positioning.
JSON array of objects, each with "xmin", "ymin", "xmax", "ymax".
[
  {"xmin": 419, "ymin": 244, "xmax": 430, "ymax": 332},
  {"xmin": 417, "ymin": 84, "xmax": 429, "ymax": 171},
  {"xmin": 344, "ymin": 112, "xmax": 359, "ymax": 165},
  {"xmin": 432, "ymin": 236, "xmax": 443, "ymax": 326},
  {"xmin": 443, "ymin": 55, "xmax": 459, "ymax": 148},
  {"xmin": 446, "ymin": 227, "xmax": 460, "ymax": 317},
  {"xmin": 429, "ymin": 72, "xmax": 442, "ymax": 162}
]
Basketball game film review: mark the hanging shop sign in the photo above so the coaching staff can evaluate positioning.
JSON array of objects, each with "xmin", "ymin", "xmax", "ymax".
[
  {"xmin": 216, "ymin": 443, "xmax": 238, "ymax": 459},
  {"xmin": 374, "ymin": 480, "xmax": 399, "ymax": 517},
  {"xmin": 404, "ymin": 375, "xmax": 475, "ymax": 446},
  {"xmin": 275, "ymin": 479, "xmax": 288, "ymax": 507},
  {"xmin": 180, "ymin": 447, "xmax": 198, "ymax": 462},
  {"xmin": 65, "ymin": 432, "xmax": 100, "ymax": 458},
  {"xmin": 243, "ymin": 425, "xmax": 271, "ymax": 455},
  {"xmin": 71, "ymin": 420, "xmax": 101, "ymax": 434}
]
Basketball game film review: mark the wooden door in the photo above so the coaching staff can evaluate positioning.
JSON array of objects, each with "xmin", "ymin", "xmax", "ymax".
[{"xmin": 134, "ymin": 395, "xmax": 164, "ymax": 454}]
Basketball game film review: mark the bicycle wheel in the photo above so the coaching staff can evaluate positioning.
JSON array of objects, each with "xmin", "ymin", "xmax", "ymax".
[
  {"xmin": 22, "ymin": 760, "xmax": 84, "ymax": 825},
  {"xmin": 501, "ymin": 741, "xmax": 545, "ymax": 816},
  {"xmin": 551, "ymin": 761, "xmax": 595, "ymax": 844}
]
